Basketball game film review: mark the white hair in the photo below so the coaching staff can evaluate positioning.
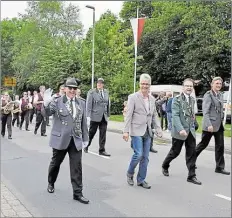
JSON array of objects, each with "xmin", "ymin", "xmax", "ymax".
[{"xmin": 140, "ymin": 73, "xmax": 151, "ymax": 84}]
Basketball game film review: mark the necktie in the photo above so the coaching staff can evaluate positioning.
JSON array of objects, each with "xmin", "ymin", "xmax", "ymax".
[
  {"xmin": 70, "ymin": 99, "xmax": 73, "ymax": 117},
  {"xmin": 100, "ymin": 90, "xmax": 103, "ymax": 98}
]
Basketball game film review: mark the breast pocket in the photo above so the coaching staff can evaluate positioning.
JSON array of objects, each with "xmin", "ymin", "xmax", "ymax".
[{"xmin": 58, "ymin": 109, "xmax": 69, "ymax": 117}]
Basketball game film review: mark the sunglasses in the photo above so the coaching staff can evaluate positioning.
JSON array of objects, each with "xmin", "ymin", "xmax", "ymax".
[{"xmin": 67, "ymin": 87, "xmax": 77, "ymax": 90}]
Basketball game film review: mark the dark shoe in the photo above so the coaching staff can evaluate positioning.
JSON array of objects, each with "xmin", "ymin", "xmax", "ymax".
[
  {"xmin": 215, "ymin": 169, "xmax": 230, "ymax": 175},
  {"xmin": 47, "ymin": 124, "xmax": 50, "ymax": 126},
  {"xmin": 1, "ymin": 133, "xmax": 5, "ymax": 137},
  {"xmin": 187, "ymin": 177, "xmax": 202, "ymax": 185},
  {"xmin": 8, "ymin": 136, "xmax": 12, "ymax": 139},
  {"xmin": 47, "ymin": 184, "xmax": 54, "ymax": 193},
  {"xmin": 127, "ymin": 174, "xmax": 134, "ymax": 186},
  {"xmin": 84, "ymin": 147, "xmax": 88, "ymax": 153},
  {"xmin": 26, "ymin": 129, "xmax": 30, "ymax": 131},
  {"xmin": 137, "ymin": 181, "xmax": 151, "ymax": 189},
  {"xmin": 41, "ymin": 133, "xmax": 47, "ymax": 137},
  {"xmin": 162, "ymin": 167, "xmax": 169, "ymax": 176},
  {"xmin": 150, "ymin": 147, "xmax": 158, "ymax": 153},
  {"xmin": 99, "ymin": 151, "xmax": 111, "ymax": 157},
  {"xmin": 34, "ymin": 129, "xmax": 37, "ymax": 135},
  {"xmin": 19, "ymin": 126, "xmax": 22, "ymax": 130},
  {"xmin": 73, "ymin": 195, "xmax": 89, "ymax": 204}
]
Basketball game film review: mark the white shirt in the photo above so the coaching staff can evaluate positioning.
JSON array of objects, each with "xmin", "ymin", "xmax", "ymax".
[
  {"xmin": 66, "ymin": 96, "xmax": 76, "ymax": 118},
  {"xmin": 183, "ymin": 93, "xmax": 190, "ymax": 104},
  {"xmin": 98, "ymin": 89, "xmax": 104, "ymax": 98}
]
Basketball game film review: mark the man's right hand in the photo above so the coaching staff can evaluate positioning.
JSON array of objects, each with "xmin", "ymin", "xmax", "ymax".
[
  {"xmin": 179, "ymin": 129, "xmax": 188, "ymax": 136},
  {"xmin": 123, "ymin": 132, "xmax": 129, "ymax": 142},
  {"xmin": 208, "ymin": 125, "xmax": 214, "ymax": 132}
]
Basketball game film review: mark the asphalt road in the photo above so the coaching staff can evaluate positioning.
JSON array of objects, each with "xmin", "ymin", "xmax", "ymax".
[{"xmin": 1, "ymin": 123, "xmax": 231, "ymax": 217}]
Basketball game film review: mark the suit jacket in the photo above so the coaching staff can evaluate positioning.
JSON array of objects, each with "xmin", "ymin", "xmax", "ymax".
[
  {"xmin": 124, "ymin": 91, "xmax": 161, "ymax": 137},
  {"xmin": 45, "ymin": 95, "xmax": 88, "ymax": 151},
  {"xmin": 202, "ymin": 90, "xmax": 224, "ymax": 132},
  {"xmin": 86, "ymin": 88, "xmax": 110, "ymax": 122},
  {"xmin": 171, "ymin": 93, "xmax": 197, "ymax": 140}
]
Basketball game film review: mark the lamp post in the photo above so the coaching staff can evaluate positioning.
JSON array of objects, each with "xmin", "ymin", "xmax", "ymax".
[{"xmin": 86, "ymin": 5, "xmax": 95, "ymax": 89}]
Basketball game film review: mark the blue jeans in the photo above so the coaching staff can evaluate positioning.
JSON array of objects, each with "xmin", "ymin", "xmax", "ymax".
[
  {"xmin": 127, "ymin": 131, "xmax": 151, "ymax": 184},
  {"xmin": 167, "ymin": 112, "xmax": 172, "ymax": 131}
]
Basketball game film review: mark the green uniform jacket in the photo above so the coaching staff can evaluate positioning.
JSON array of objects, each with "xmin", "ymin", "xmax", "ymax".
[{"xmin": 171, "ymin": 93, "xmax": 197, "ymax": 141}]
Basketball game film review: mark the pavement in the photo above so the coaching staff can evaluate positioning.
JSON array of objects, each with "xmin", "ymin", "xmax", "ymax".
[{"xmin": 1, "ymin": 119, "xmax": 231, "ymax": 217}]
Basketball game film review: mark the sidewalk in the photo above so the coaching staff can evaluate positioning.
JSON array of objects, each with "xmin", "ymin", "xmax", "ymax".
[
  {"xmin": 107, "ymin": 121, "xmax": 231, "ymax": 154},
  {"xmin": 1, "ymin": 182, "xmax": 33, "ymax": 217}
]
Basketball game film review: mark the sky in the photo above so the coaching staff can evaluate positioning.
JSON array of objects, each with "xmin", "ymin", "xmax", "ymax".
[{"xmin": 1, "ymin": 1, "xmax": 124, "ymax": 34}]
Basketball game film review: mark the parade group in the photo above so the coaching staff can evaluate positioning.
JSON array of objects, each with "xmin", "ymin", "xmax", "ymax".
[{"xmin": 1, "ymin": 75, "xmax": 230, "ymax": 204}]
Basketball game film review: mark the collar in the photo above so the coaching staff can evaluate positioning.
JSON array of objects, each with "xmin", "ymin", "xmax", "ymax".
[
  {"xmin": 138, "ymin": 91, "xmax": 149, "ymax": 99},
  {"xmin": 183, "ymin": 92, "xmax": 190, "ymax": 100}
]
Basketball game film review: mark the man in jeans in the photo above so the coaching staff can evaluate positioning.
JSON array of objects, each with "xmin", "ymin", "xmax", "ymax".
[{"xmin": 123, "ymin": 74, "xmax": 162, "ymax": 189}]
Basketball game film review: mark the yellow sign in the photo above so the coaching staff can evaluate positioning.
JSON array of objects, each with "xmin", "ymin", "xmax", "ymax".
[{"xmin": 4, "ymin": 77, "xmax": 16, "ymax": 87}]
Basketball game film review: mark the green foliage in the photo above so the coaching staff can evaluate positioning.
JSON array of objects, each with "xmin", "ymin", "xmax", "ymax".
[{"xmin": 1, "ymin": 1, "xmax": 231, "ymax": 113}]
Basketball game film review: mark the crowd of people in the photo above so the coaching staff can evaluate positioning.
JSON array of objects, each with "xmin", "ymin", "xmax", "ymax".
[{"xmin": 1, "ymin": 74, "xmax": 230, "ymax": 205}]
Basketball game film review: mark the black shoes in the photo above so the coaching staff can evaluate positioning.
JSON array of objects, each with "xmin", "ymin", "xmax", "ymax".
[
  {"xmin": 127, "ymin": 174, "xmax": 134, "ymax": 186},
  {"xmin": 34, "ymin": 129, "xmax": 37, "ymax": 135},
  {"xmin": 8, "ymin": 135, "xmax": 12, "ymax": 139},
  {"xmin": 215, "ymin": 169, "xmax": 230, "ymax": 175},
  {"xmin": 187, "ymin": 177, "xmax": 202, "ymax": 185},
  {"xmin": 162, "ymin": 167, "xmax": 169, "ymax": 177},
  {"xmin": 47, "ymin": 184, "xmax": 54, "ymax": 193},
  {"xmin": 99, "ymin": 151, "xmax": 111, "ymax": 157},
  {"xmin": 73, "ymin": 195, "xmax": 89, "ymax": 204},
  {"xmin": 84, "ymin": 147, "xmax": 88, "ymax": 153},
  {"xmin": 150, "ymin": 147, "xmax": 158, "ymax": 153},
  {"xmin": 41, "ymin": 133, "xmax": 47, "ymax": 137},
  {"xmin": 137, "ymin": 181, "xmax": 151, "ymax": 189}
]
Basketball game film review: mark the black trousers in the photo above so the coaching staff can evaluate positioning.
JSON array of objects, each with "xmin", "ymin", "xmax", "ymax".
[
  {"xmin": 162, "ymin": 132, "xmax": 196, "ymax": 179},
  {"xmin": 20, "ymin": 110, "xmax": 30, "ymax": 130},
  {"xmin": 88, "ymin": 116, "xmax": 107, "ymax": 153},
  {"xmin": 196, "ymin": 124, "xmax": 225, "ymax": 170},
  {"xmin": 12, "ymin": 112, "xmax": 20, "ymax": 127},
  {"xmin": 29, "ymin": 108, "xmax": 35, "ymax": 123},
  {"xmin": 48, "ymin": 138, "xmax": 83, "ymax": 196},
  {"xmin": 35, "ymin": 110, "xmax": 46, "ymax": 134},
  {"xmin": 1, "ymin": 114, "xmax": 12, "ymax": 136},
  {"xmin": 161, "ymin": 111, "xmax": 168, "ymax": 130}
]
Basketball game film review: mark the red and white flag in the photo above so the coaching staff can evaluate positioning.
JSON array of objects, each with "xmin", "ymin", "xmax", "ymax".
[{"xmin": 130, "ymin": 17, "xmax": 146, "ymax": 49}]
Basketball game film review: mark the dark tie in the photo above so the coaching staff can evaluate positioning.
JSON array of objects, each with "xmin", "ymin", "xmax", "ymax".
[
  {"xmin": 100, "ymin": 90, "xmax": 103, "ymax": 98},
  {"xmin": 70, "ymin": 99, "xmax": 73, "ymax": 117}
]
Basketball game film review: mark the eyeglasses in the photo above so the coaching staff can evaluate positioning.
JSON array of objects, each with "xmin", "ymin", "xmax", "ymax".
[
  {"xmin": 184, "ymin": 85, "xmax": 193, "ymax": 88},
  {"xmin": 68, "ymin": 87, "xmax": 77, "ymax": 90},
  {"xmin": 140, "ymin": 83, "xmax": 150, "ymax": 86}
]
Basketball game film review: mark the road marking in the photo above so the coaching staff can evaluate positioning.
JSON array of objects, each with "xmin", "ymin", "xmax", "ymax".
[
  {"xmin": 215, "ymin": 194, "xmax": 231, "ymax": 201},
  {"xmin": 87, "ymin": 151, "xmax": 110, "ymax": 159}
]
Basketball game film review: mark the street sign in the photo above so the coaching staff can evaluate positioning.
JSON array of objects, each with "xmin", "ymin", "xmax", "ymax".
[{"xmin": 4, "ymin": 77, "xmax": 16, "ymax": 87}]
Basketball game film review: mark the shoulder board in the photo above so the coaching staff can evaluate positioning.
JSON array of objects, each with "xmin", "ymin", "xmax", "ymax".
[
  {"xmin": 205, "ymin": 91, "xmax": 211, "ymax": 95},
  {"xmin": 88, "ymin": 88, "xmax": 96, "ymax": 94},
  {"xmin": 79, "ymin": 97, "xmax": 86, "ymax": 101}
]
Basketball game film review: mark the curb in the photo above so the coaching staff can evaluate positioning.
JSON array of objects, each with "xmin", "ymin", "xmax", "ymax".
[{"xmin": 107, "ymin": 128, "xmax": 231, "ymax": 155}]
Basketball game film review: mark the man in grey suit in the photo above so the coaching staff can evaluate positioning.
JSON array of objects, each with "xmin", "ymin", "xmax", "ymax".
[
  {"xmin": 162, "ymin": 78, "xmax": 202, "ymax": 185},
  {"xmin": 44, "ymin": 77, "xmax": 89, "ymax": 204},
  {"xmin": 196, "ymin": 77, "xmax": 230, "ymax": 175},
  {"xmin": 123, "ymin": 74, "xmax": 162, "ymax": 189},
  {"xmin": 84, "ymin": 78, "xmax": 111, "ymax": 157}
]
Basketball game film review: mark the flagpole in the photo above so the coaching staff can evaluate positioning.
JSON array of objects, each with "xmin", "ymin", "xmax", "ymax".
[{"xmin": 133, "ymin": 7, "xmax": 139, "ymax": 93}]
